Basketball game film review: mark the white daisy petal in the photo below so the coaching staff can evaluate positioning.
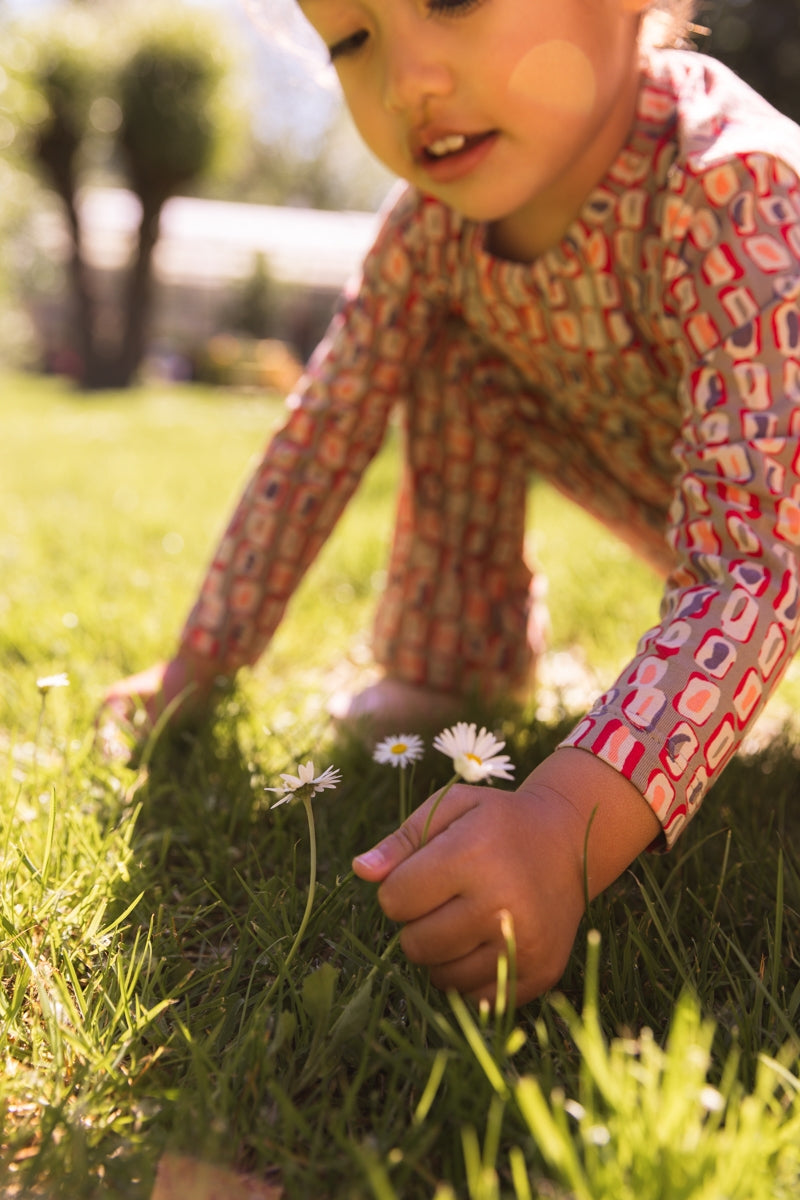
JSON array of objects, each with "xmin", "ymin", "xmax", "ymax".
[
  {"xmin": 309, "ymin": 765, "xmax": 342, "ymax": 795},
  {"xmin": 297, "ymin": 761, "xmax": 317, "ymax": 785},
  {"xmin": 37, "ymin": 673, "xmax": 70, "ymax": 693},
  {"xmin": 278, "ymin": 772, "xmax": 303, "ymax": 791},
  {"xmin": 431, "ymin": 724, "xmax": 464, "ymax": 760},
  {"xmin": 267, "ymin": 792, "xmax": 293, "ymax": 808},
  {"xmin": 473, "ymin": 726, "xmax": 507, "ymax": 760}
]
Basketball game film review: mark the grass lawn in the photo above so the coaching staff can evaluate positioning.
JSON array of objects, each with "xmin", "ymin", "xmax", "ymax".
[{"xmin": 1, "ymin": 370, "xmax": 798, "ymax": 1199}]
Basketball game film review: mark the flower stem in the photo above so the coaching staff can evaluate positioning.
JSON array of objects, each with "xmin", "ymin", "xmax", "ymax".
[
  {"xmin": 33, "ymin": 692, "xmax": 46, "ymax": 790},
  {"xmin": 365, "ymin": 928, "xmax": 403, "ymax": 985},
  {"xmin": 420, "ymin": 773, "xmax": 460, "ymax": 847},
  {"xmin": 282, "ymin": 792, "xmax": 317, "ymax": 973},
  {"xmin": 399, "ymin": 767, "xmax": 408, "ymax": 823}
]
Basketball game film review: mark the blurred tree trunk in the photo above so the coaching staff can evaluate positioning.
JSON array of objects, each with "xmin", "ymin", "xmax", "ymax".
[
  {"xmin": 13, "ymin": 4, "xmax": 239, "ymax": 391},
  {"xmin": 111, "ymin": 31, "xmax": 233, "ymax": 389},
  {"xmin": 36, "ymin": 119, "xmax": 95, "ymax": 379},
  {"xmin": 31, "ymin": 69, "xmax": 119, "ymax": 389},
  {"xmin": 118, "ymin": 190, "xmax": 167, "ymax": 388}
]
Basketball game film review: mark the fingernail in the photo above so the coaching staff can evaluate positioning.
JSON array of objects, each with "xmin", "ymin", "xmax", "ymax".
[{"xmin": 354, "ymin": 847, "xmax": 385, "ymax": 870}]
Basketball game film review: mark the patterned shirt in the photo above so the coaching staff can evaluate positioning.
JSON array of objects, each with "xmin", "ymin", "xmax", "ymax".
[{"xmin": 181, "ymin": 49, "xmax": 800, "ymax": 847}]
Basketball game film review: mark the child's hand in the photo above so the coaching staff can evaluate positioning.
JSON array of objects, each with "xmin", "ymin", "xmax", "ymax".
[
  {"xmin": 353, "ymin": 749, "xmax": 660, "ymax": 1005},
  {"xmin": 97, "ymin": 655, "xmax": 222, "ymax": 759},
  {"xmin": 354, "ymin": 780, "xmax": 586, "ymax": 1003}
]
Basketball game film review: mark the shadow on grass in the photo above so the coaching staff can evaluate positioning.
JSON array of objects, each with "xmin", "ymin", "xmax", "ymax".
[{"xmin": 17, "ymin": 693, "xmax": 797, "ymax": 1199}]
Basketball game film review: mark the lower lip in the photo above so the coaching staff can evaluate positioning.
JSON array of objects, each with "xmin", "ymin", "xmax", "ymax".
[{"xmin": 418, "ymin": 132, "xmax": 498, "ymax": 185}]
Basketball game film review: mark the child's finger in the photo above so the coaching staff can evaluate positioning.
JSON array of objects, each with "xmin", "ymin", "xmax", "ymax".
[
  {"xmin": 352, "ymin": 828, "xmax": 415, "ymax": 883},
  {"xmin": 352, "ymin": 782, "xmax": 482, "ymax": 882}
]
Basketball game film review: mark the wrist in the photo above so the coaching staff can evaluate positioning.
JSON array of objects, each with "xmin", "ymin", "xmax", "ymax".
[
  {"xmin": 173, "ymin": 648, "xmax": 229, "ymax": 684},
  {"xmin": 166, "ymin": 652, "xmax": 231, "ymax": 705},
  {"xmin": 517, "ymin": 748, "xmax": 661, "ymax": 901}
]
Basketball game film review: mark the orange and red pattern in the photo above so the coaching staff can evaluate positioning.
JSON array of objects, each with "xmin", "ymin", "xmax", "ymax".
[{"xmin": 181, "ymin": 49, "xmax": 800, "ymax": 847}]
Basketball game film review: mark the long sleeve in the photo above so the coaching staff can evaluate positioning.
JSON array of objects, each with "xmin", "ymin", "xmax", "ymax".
[
  {"xmin": 179, "ymin": 188, "xmax": 445, "ymax": 673},
  {"xmin": 562, "ymin": 150, "xmax": 800, "ymax": 846}
]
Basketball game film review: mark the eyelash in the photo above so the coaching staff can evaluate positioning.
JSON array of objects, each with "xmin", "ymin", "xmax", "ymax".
[
  {"xmin": 328, "ymin": 0, "xmax": 483, "ymax": 62},
  {"xmin": 328, "ymin": 30, "xmax": 369, "ymax": 62},
  {"xmin": 427, "ymin": 0, "xmax": 483, "ymax": 14}
]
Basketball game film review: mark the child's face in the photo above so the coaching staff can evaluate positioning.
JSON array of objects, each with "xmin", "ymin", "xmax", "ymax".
[{"xmin": 299, "ymin": 0, "xmax": 650, "ymax": 258}]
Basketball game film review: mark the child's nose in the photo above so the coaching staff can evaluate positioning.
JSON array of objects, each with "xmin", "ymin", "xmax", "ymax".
[{"xmin": 382, "ymin": 37, "xmax": 454, "ymax": 114}]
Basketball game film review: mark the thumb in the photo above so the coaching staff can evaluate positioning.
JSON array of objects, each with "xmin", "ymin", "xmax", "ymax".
[
  {"xmin": 352, "ymin": 821, "xmax": 419, "ymax": 883},
  {"xmin": 352, "ymin": 781, "xmax": 479, "ymax": 883}
]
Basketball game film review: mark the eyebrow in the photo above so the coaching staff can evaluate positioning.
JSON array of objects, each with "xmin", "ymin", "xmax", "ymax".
[{"xmin": 300, "ymin": 0, "xmax": 351, "ymax": 11}]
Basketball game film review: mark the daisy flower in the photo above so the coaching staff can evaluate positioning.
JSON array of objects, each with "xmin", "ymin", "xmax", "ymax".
[
  {"xmin": 263, "ymin": 759, "xmax": 342, "ymax": 981},
  {"xmin": 432, "ymin": 722, "xmax": 515, "ymax": 783},
  {"xmin": 420, "ymin": 722, "xmax": 516, "ymax": 846},
  {"xmin": 266, "ymin": 761, "xmax": 342, "ymax": 808},
  {"xmin": 373, "ymin": 734, "xmax": 425, "ymax": 769},
  {"xmin": 373, "ymin": 733, "xmax": 425, "ymax": 822},
  {"xmin": 36, "ymin": 673, "xmax": 70, "ymax": 694}
]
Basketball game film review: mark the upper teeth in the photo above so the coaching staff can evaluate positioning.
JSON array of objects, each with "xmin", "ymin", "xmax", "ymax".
[{"xmin": 427, "ymin": 134, "xmax": 467, "ymax": 158}]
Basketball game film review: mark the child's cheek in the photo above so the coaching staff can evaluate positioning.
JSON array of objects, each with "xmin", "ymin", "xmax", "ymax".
[{"xmin": 508, "ymin": 40, "xmax": 597, "ymax": 116}]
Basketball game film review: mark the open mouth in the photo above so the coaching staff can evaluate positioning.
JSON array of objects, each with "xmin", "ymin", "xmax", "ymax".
[{"xmin": 422, "ymin": 131, "xmax": 495, "ymax": 162}]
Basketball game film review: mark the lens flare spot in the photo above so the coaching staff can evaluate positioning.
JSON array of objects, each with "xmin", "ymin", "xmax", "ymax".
[{"xmin": 508, "ymin": 40, "xmax": 597, "ymax": 115}]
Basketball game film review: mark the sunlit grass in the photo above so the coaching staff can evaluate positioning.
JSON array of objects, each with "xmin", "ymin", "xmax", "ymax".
[{"xmin": 1, "ymin": 371, "xmax": 798, "ymax": 1198}]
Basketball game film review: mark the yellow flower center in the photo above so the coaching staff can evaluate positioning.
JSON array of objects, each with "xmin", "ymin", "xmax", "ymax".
[
  {"xmin": 392, "ymin": 743, "xmax": 408, "ymax": 755},
  {"xmin": 466, "ymin": 753, "xmax": 483, "ymax": 765}
]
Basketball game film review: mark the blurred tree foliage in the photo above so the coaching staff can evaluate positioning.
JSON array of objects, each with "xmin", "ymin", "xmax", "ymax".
[
  {"xmin": 701, "ymin": 0, "xmax": 800, "ymax": 124},
  {"xmin": 14, "ymin": 11, "xmax": 109, "ymax": 385},
  {"xmin": 114, "ymin": 14, "xmax": 241, "ymax": 387},
  {"xmin": 0, "ymin": 19, "xmax": 43, "ymax": 364},
  {"xmin": 1, "ymin": 2, "xmax": 243, "ymax": 389},
  {"xmin": 213, "ymin": 118, "xmax": 394, "ymax": 214}
]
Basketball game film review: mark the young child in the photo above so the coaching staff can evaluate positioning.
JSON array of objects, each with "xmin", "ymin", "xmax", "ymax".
[{"xmin": 104, "ymin": 0, "xmax": 800, "ymax": 1004}]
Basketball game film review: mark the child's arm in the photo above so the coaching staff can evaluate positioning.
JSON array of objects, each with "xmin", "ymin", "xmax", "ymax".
[
  {"xmin": 353, "ymin": 748, "xmax": 660, "ymax": 1003},
  {"xmin": 100, "ymin": 187, "xmax": 435, "ymax": 739}
]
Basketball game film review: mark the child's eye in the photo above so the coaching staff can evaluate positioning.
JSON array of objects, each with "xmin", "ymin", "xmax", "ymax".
[
  {"xmin": 328, "ymin": 29, "xmax": 369, "ymax": 62},
  {"xmin": 427, "ymin": 0, "xmax": 483, "ymax": 15}
]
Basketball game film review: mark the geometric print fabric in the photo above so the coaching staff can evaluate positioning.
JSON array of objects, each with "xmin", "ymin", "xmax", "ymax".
[{"xmin": 181, "ymin": 48, "xmax": 800, "ymax": 847}]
